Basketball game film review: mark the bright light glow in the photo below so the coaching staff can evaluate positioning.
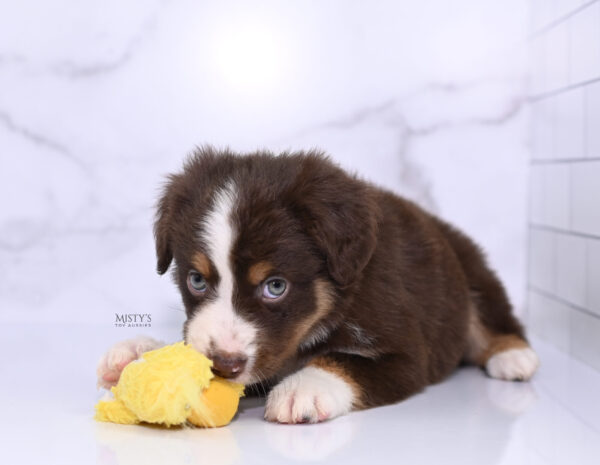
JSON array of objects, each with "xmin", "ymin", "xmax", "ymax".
[{"xmin": 212, "ymin": 21, "xmax": 287, "ymax": 93}]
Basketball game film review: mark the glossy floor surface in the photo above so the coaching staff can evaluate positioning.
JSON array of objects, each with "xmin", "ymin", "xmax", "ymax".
[{"xmin": 1, "ymin": 325, "xmax": 598, "ymax": 465}]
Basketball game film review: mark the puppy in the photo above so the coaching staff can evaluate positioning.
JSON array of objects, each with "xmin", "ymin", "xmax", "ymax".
[{"xmin": 97, "ymin": 147, "xmax": 539, "ymax": 424}]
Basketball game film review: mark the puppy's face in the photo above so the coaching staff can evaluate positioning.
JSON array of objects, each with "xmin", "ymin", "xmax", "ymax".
[
  {"xmin": 154, "ymin": 150, "xmax": 378, "ymax": 385},
  {"xmin": 177, "ymin": 182, "xmax": 332, "ymax": 385}
]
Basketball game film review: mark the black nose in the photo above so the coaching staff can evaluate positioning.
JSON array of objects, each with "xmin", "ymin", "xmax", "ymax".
[{"xmin": 210, "ymin": 351, "xmax": 248, "ymax": 379}]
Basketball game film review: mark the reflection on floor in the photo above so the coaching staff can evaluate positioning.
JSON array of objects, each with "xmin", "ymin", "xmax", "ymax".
[{"xmin": 1, "ymin": 324, "xmax": 598, "ymax": 465}]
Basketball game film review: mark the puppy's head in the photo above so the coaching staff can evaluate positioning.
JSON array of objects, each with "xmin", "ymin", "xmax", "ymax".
[{"xmin": 154, "ymin": 147, "xmax": 378, "ymax": 384}]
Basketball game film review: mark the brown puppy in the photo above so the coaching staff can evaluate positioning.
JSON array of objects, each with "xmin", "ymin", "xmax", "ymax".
[{"xmin": 97, "ymin": 147, "xmax": 539, "ymax": 424}]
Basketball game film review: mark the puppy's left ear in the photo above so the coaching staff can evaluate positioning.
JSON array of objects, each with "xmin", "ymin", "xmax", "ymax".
[
  {"xmin": 154, "ymin": 175, "xmax": 181, "ymax": 275},
  {"xmin": 292, "ymin": 156, "xmax": 380, "ymax": 287}
]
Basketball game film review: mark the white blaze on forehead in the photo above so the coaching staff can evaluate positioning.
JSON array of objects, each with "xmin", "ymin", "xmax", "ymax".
[
  {"xmin": 186, "ymin": 181, "xmax": 258, "ymax": 382},
  {"xmin": 204, "ymin": 183, "xmax": 237, "ymax": 305}
]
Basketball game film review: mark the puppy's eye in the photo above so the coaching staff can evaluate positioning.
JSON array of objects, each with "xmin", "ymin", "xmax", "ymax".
[
  {"xmin": 262, "ymin": 277, "xmax": 288, "ymax": 300},
  {"xmin": 187, "ymin": 271, "xmax": 207, "ymax": 295}
]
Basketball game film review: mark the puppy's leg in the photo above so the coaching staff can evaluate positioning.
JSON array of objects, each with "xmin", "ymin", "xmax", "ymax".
[
  {"xmin": 464, "ymin": 303, "xmax": 539, "ymax": 381},
  {"xmin": 435, "ymin": 218, "xmax": 540, "ymax": 381},
  {"xmin": 96, "ymin": 336, "xmax": 163, "ymax": 389},
  {"xmin": 264, "ymin": 353, "xmax": 427, "ymax": 424},
  {"xmin": 460, "ymin": 255, "xmax": 540, "ymax": 381}
]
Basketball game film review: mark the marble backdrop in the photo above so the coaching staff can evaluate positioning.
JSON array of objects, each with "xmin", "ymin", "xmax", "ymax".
[{"xmin": 0, "ymin": 0, "xmax": 530, "ymax": 332}]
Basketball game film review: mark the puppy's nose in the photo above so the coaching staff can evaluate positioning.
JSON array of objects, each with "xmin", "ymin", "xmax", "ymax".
[{"xmin": 210, "ymin": 351, "xmax": 247, "ymax": 379}]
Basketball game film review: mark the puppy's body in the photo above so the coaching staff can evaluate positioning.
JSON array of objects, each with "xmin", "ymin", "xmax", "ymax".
[{"xmin": 98, "ymin": 148, "xmax": 538, "ymax": 423}]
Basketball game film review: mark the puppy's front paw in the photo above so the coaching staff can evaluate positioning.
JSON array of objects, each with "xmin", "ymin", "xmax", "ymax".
[
  {"xmin": 264, "ymin": 366, "xmax": 355, "ymax": 424},
  {"xmin": 96, "ymin": 336, "xmax": 163, "ymax": 389}
]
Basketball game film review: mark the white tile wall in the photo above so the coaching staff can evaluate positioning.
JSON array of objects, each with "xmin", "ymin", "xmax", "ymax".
[
  {"xmin": 544, "ymin": 22, "xmax": 571, "ymax": 93},
  {"xmin": 585, "ymin": 81, "xmax": 600, "ymax": 157},
  {"xmin": 531, "ymin": 99, "xmax": 555, "ymax": 159},
  {"xmin": 545, "ymin": 164, "xmax": 571, "ymax": 227},
  {"xmin": 528, "ymin": 228, "xmax": 557, "ymax": 292},
  {"xmin": 529, "ymin": 164, "xmax": 545, "ymax": 223},
  {"xmin": 587, "ymin": 239, "xmax": 600, "ymax": 316},
  {"xmin": 528, "ymin": 0, "xmax": 600, "ymax": 372},
  {"xmin": 528, "ymin": 290, "xmax": 572, "ymax": 352},
  {"xmin": 530, "ymin": 34, "xmax": 546, "ymax": 96},
  {"xmin": 531, "ymin": 0, "xmax": 585, "ymax": 33},
  {"xmin": 569, "ymin": 1, "xmax": 600, "ymax": 85},
  {"xmin": 571, "ymin": 161, "xmax": 600, "ymax": 235},
  {"xmin": 556, "ymin": 233, "xmax": 587, "ymax": 307},
  {"xmin": 528, "ymin": 164, "xmax": 571, "ymax": 228},
  {"xmin": 554, "ymin": 87, "xmax": 585, "ymax": 160},
  {"xmin": 571, "ymin": 309, "xmax": 600, "ymax": 371}
]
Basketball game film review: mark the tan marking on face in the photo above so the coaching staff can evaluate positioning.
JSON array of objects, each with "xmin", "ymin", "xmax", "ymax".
[
  {"xmin": 247, "ymin": 261, "xmax": 273, "ymax": 285},
  {"xmin": 308, "ymin": 356, "xmax": 364, "ymax": 409},
  {"xmin": 255, "ymin": 279, "xmax": 336, "ymax": 376},
  {"xmin": 290, "ymin": 279, "xmax": 335, "ymax": 349},
  {"xmin": 192, "ymin": 252, "xmax": 211, "ymax": 278}
]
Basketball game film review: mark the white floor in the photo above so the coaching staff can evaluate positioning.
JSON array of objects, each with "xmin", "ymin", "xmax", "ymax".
[{"xmin": 1, "ymin": 324, "xmax": 599, "ymax": 465}]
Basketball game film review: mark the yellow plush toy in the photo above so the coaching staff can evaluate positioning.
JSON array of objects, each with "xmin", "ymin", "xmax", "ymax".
[{"xmin": 95, "ymin": 342, "xmax": 244, "ymax": 428}]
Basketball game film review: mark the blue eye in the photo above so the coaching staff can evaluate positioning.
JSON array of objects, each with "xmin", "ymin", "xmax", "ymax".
[
  {"xmin": 188, "ymin": 272, "xmax": 207, "ymax": 295},
  {"xmin": 262, "ymin": 278, "xmax": 287, "ymax": 299}
]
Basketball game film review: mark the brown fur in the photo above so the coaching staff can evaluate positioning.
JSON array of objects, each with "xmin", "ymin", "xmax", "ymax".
[{"xmin": 155, "ymin": 146, "xmax": 531, "ymax": 410}]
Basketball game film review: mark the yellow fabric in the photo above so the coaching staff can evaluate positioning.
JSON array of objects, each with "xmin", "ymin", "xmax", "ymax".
[
  {"xmin": 94, "ymin": 342, "xmax": 243, "ymax": 428},
  {"xmin": 94, "ymin": 391, "xmax": 138, "ymax": 425}
]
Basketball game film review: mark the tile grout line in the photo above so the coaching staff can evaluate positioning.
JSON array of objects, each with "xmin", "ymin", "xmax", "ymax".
[
  {"xmin": 531, "ymin": 157, "xmax": 600, "ymax": 165},
  {"xmin": 529, "ymin": 76, "xmax": 600, "ymax": 103},
  {"xmin": 529, "ymin": 223, "xmax": 600, "ymax": 241},
  {"xmin": 529, "ymin": 0, "xmax": 600, "ymax": 40},
  {"xmin": 529, "ymin": 285, "xmax": 600, "ymax": 320}
]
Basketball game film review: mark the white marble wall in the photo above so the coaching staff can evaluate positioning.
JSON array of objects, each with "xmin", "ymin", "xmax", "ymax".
[
  {"xmin": 0, "ymin": 0, "xmax": 530, "ymax": 333},
  {"xmin": 528, "ymin": 0, "xmax": 600, "ymax": 371}
]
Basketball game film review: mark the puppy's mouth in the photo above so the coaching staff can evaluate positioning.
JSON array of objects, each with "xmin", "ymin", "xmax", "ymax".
[
  {"xmin": 210, "ymin": 366, "xmax": 244, "ymax": 380},
  {"xmin": 217, "ymin": 368, "xmax": 256, "ymax": 386}
]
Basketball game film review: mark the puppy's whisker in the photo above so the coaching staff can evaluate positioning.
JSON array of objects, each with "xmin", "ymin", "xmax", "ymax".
[
  {"xmin": 254, "ymin": 368, "xmax": 268, "ymax": 398},
  {"xmin": 167, "ymin": 305, "xmax": 185, "ymax": 313}
]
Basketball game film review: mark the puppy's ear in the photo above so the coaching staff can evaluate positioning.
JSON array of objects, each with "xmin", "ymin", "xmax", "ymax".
[
  {"xmin": 154, "ymin": 147, "xmax": 234, "ymax": 275},
  {"xmin": 292, "ymin": 155, "xmax": 380, "ymax": 287},
  {"xmin": 154, "ymin": 175, "xmax": 180, "ymax": 275}
]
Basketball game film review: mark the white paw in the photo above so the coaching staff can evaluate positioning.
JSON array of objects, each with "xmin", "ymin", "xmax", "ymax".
[
  {"xmin": 264, "ymin": 366, "xmax": 355, "ymax": 424},
  {"xmin": 96, "ymin": 336, "xmax": 163, "ymax": 389},
  {"xmin": 486, "ymin": 347, "xmax": 540, "ymax": 381}
]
